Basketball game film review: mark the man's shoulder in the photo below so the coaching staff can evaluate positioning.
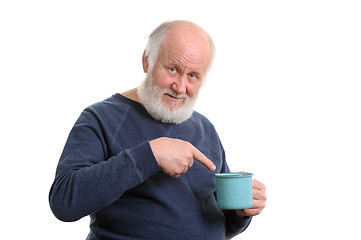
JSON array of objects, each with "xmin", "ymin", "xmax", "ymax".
[
  {"xmin": 189, "ymin": 111, "xmax": 216, "ymax": 131},
  {"xmin": 191, "ymin": 110, "xmax": 209, "ymax": 121},
  {"xmin": 86, "ymin": 94, "xmax": 135, "ymax": 113},
  {"xmin": 78, "ymin": 94, "xmax": 138, "ymax": 123}
]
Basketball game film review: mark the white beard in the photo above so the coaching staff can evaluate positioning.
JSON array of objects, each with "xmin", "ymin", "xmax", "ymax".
[{"xmin": 137, "ymin": 73, "xmax": 198, "ymax": 124}]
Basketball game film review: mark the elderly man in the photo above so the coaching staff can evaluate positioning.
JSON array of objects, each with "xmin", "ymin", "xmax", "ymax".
[{"xmin": 49, "ymin": 20, "xmax": 266, "ymax": 240}]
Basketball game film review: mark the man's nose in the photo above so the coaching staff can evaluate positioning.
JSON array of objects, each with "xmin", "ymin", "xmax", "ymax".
[{"xmin": 171, "ymin": 75, "xmax": 187, "ymax": 94}]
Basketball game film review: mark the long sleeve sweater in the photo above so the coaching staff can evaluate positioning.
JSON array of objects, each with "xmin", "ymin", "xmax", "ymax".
[{"xmin": 49, "ymin": 93, "xmax": 251, "ymax": 239}]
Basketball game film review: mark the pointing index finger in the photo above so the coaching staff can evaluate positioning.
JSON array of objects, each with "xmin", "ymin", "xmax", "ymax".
[{"xmin": 191, "ymin": 144, "xmax": 216, "ymax": 171}]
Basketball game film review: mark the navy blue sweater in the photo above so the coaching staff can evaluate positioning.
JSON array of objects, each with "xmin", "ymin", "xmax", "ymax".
[{"xmin": 49, "ymin": 94, "xmax": 251, "ymax": 239}]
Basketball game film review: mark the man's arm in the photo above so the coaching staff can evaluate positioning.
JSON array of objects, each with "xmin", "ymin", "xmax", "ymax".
[{"xmin": 49, "ymin": 110, "xmax": 160, "ymax": 222}]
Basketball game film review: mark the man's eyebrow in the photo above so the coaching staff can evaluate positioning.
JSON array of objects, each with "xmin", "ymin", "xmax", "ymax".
[
  {"xmin": 169, "ymin": 60, "xmax": 203, "ymax": 75},
  {"xmin": 169, "ymin": 60, "xmax": 181, "ymax": 66}
]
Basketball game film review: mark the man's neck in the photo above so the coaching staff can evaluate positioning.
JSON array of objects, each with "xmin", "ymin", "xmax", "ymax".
[{"xmin": 121, "ymin": 88, "xmax": 141, "ymax": 103}]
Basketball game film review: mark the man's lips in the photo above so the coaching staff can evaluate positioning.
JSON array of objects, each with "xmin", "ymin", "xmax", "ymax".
[
  {"xmin": 165, "ymin": 93, "xmax": 181, "ymax": 100},
  {"xmin": 164, "ymin": 93, "xmax": 185, "ymax": 106}
]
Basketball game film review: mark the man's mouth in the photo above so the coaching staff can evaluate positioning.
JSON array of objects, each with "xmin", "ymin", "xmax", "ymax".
[
  {"xmin": 166, "ymin": 93, "xmax": 181, "ymax": 100},
  {"xmin": 163, "ymin": 93, "xmax": 186, "ymax": 107}
]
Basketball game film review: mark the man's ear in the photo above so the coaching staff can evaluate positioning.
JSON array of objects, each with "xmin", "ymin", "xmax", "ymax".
[{"xmin": 142, "ymin": 51, "xmax": 149, "ymax": 73}]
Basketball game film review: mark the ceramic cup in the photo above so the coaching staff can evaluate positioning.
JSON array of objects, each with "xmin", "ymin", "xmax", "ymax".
[{"xmin": 215, "ymin": 172, "xmax": 253, "ymax": 209}]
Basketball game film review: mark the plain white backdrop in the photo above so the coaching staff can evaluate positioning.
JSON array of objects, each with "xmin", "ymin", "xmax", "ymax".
[{"xmin": 1, "ymin": 0, "xmax": 360, "ymax": 239}]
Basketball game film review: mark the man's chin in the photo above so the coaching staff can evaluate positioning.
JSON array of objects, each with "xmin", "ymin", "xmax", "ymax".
[
  {"xmin": 163, "ymin": 103, "xmax": 183, "ymax": 112},
  {"xmin": 162, "ymin": 96, "xmax": 185, "ymax": 110}
]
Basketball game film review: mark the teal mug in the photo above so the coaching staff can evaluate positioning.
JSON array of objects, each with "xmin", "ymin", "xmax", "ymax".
[{"xmin": 215, "ymin": 172, "xmax": 253, "ymax": 209}]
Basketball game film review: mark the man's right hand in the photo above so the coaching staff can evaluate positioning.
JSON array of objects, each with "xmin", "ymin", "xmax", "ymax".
[{"xmin": 149, "ymin": 137, "xmax": 216, "ymax": 178}]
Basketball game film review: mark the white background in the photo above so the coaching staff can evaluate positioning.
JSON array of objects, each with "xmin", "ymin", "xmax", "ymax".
[{"xmin": 1, "ymin": 0, "xmax": 360, "ymax": 239}]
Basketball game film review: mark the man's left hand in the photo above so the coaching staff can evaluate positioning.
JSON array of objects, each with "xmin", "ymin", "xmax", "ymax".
[{"xmin": 236, "ymin": 179, "xmax": 267, "ymax": 217}]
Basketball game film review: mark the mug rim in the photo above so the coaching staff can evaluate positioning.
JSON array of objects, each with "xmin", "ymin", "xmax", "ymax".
[{"xmin": 215, "ymin": 172, "xmax": 253, "ymax": 178}]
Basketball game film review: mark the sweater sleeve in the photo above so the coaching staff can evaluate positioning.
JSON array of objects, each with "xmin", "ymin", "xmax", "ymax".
[
  {"xmin": 224, "ymin": 210, "xmax": 252, "ymax": 239},
  {"xmin": 49, "ymin": 109, "xmax": 161, "ymax": 222}
]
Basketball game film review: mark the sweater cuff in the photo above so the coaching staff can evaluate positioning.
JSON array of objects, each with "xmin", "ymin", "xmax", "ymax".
[
  {"xmin": 231, "ymin": 213, "xmax": 252, "ymax": 227},
  {"xmin": 224, "ymin": 210, "xmax": 252, "ymax": 239},
  {"xmin": 128, "ymin": 141, "xmax": 161, "ymax": 182}
]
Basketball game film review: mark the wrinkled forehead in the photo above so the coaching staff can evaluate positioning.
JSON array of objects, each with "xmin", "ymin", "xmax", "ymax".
[
  {"xmin": 161, "ymin": 45, "xmax": 210, "ymax": 72},
  {"xmin": 159, "ymin": 33, "xmax": 212, "ymax": 72}
]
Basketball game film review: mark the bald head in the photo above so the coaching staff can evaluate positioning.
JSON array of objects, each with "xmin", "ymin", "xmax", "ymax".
[
  {"xmin": 144, "ymin": 20, "xmax": 215, "ymax": 72},
  {"xmin": 163, "ymin": 21, "xmax": 214, "ymax": 50}
]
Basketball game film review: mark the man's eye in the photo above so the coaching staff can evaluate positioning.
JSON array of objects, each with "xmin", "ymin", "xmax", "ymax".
[
  {"xmin": 169, "ymin": 67, "xmax": 176, "ymax": 72},
  {"xmin": 189, "ymin": 73, "xmax": 196, "ymax": 78}
]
